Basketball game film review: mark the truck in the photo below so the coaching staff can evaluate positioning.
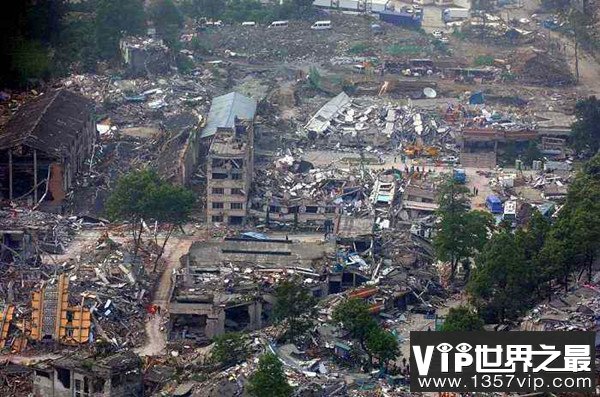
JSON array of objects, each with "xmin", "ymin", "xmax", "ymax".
[
  {"xmin": 442, "ymin": 8, "xmax": 470, "ymax": 23},
  {"xmin": 503, "ymin": 200, "xmax": 517, "ymax": 225},
  {"xmin": 453, "ymin": 168, "xmax": 466, "ymax": 184},
  {"xmin": 313, "ymin": 0, "xmax": 365, "ymax": 10},
  {"xmin": 486, "ymin": 195, "xmax": 503, "ymax": 214},
  {"xmin": 379, "ymin": 10, "xmax": 422, "ymax": 28},
  {"xmin": 369, "ymin": 0, "xmax": 390, "ymax": 13}
]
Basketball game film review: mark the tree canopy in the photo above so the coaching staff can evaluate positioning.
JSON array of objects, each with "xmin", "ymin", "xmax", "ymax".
[
  {"xmin": 440, "ymin": 306, "xmax": 484, "ymax": 331},
  {"xmin": 210, "ymin": 332, "xmax": 250, "ymax": 368},
  {"xmin": 365, "ymin": 328, "xmax": 400, "ymax": 370},
  {"xmin": 332, "ymin": 298, "xmax": 377, "ymax": 344},
  {"xmin": 247, "ymin": 353, "xmax": 293, "ymax": 397},
  {"xmin": 105, "ymin": 169, "xmax": 195, "ymax": 267},
  {"xmin": 434, "ymin": 177, "xmax": 493, "ymax": 280},
  {"xmin": 571, "ymin": 96, "xmax": 600, "ymax": 155},
  {"xmin": 95, "ymin": 0, "xmax": 146, "ymax": 59},
  {"xmin": 272, "ymin": 279, "xmax": 317, "ymax": 340},
  {"xmin": 150, "ymin": 0, "xmax": 184, "ymax": 47}
]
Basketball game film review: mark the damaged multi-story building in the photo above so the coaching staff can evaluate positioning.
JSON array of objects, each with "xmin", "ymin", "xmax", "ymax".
[
  {"xmin": 168, "ymin": 237, "xmax": 336, "ymax": 344},
  {"xmin": 33, "ymin": 351, "xmax": 142, "ymax": 397},
  {"xmin": 119, "ymin": 36, "xmax": 170, "ymax": 77},
  {"xmin": 0, "ymin": 89, "xmax": 96, "ymax": 210},
  {"xmin": 202, "ymin": 92, "xmax": 257, "ymax": 225}
]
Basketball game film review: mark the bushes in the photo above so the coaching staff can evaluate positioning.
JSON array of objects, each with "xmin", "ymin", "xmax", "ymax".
[
  {"xmin": 348, "ymin": 42, "xmax": 371, "ymax": 55},
  {"xmin": 473, "ymin": 55, "xmax": 494, "ymax": 66}
]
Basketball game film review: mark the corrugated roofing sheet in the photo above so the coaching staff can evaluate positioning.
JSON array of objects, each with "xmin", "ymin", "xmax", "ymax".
[
  {"xmin": 0, "ymin": 89, "xmax": 93, "ymax": 157},
  {"xmin": 304, "ymin": 92, "xmax": 351, "ymax": 134},
  {"xmin": 201, "ymin": 92, "xmax": 257, "ymax": 138}
]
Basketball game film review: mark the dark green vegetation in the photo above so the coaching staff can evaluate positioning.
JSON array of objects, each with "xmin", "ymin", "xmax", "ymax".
[
  {"xmin": 247, "ymin": 353, "xmax": 293, "ymax": 397},
  {"xmin": 440, "ymin": 306, "xmax": 484, "ymax": 331},
  {"xmin": 332, "ymin": 298, "xmax": 399, "ymax": 369},
  {"xmin": 571, "ymin": 96, "xmax": 600, "ymax": 155},
  {"xmin": 210, "ymin": 332, "xmax": 251, "ymax": 367},
  {"xmin": 0, "ymin": 0, "xmax": 315, "ymax": 87},
  {"xmin": 434, "ymin": 178, "xmax": 493, "ymax": 281},
  {"xmin": 462, "ymin": 154, "xmax": 600, "ymax": 324},
  {"xmin": 272, "ymin": 279, "xmax": 318, "ymax": 341},
  {"xmin": 106, "ymin": 169, "xmax": 195, "ymax": 269}
]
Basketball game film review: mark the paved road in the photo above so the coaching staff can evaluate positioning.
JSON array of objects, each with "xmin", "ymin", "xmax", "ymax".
[{"xmin": 135, "ymin": 234, "xmax": 197, "ymax": 357}]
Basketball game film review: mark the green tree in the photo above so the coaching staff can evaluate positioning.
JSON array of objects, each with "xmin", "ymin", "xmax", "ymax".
[
  {"xmin": 541, "ymin": 155, "xmax": 600, "ymax": 286},
  {"xmin": 150, "ymin": 0, "xmax": 184, "ymax": 47},
  {"xmin": 105, "ymin": 170, "xmax": 195, "ymax": 270},
  {"xmin": 181, "ymin": 0, "xmax": 226, "ymax": 20},
  {"xmin": 468, "ymin": 231, "xmax": 534, "ymax": 323},
  {"xmin": 365, "ymin": 328, "xmax": 399, "ymax": 370},
  {"xmin": 247, "ymin": 353, "xmax": 293, "ymax": 397},
  {"xmin": 440, "ymin": 306, "xmax": 484, "ymax": 331},
  {"xmin": 522, "ymin": 141, "xmax": 542, "ymax": 166},
  {"xmin": 210, "ymin": 332, "xmax": 250, "ymax": 367},
  {"xmin": 308, "ymin": 66, "xmax": 321, "ymax": 90},
  {"xmin": 471, "ymin": 0, "xmax": 494, "ymax": 38},
  {"xmin": 272, "ymin": 279, "xmax": 317, "ymax": 340},
  {"xmin": 434, "ymin": 178, "xmax": 493, "ymax": 280},
  {"xmin": 9, "ymin": 40, "xmax": 51, "ymax": 84},
  {"xmin": 516, "ymin": 212, "xmax": 552, "ymax": 296},
  {"xmin": 95, "ymin": 0, "xmax": 146, "ymax": 59},
  {"xmin": 332, "ymin": 298, "xmax": 377, "ymax": 350},
  {"xmin": 571, "ymin": 96, "xmax": 600, "ymax": 155}
]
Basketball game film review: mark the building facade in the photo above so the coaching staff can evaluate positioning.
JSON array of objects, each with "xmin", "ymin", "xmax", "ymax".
[
  {"xmin": 0, "ymin": 89, "xmax": 96, "ymax": 209},
  {"xmin": 202, "ymin": 92, "xmax": 257, "ymax": 225}
]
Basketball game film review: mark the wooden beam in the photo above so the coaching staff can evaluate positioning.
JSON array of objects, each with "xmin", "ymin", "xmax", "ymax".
[
  {"xmin": 8, "ymin": 150, "xmax": 12, "ymax": 200},
  {"xmin": 33, "ymin": 150, "xmax": 38, "ymax": 202}
]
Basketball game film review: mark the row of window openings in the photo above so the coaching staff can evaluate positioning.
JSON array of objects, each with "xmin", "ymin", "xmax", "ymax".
[
  {"xmin": 211, "ymin": 172, "xmax": 243, "ymax": 180},
  {"xmin": 212, "ymin": 188, "xmax": 243, "ymax": 195},
  {"xmin": 212, "ymin": 202, "xmax": 244, "ymax": 210}
]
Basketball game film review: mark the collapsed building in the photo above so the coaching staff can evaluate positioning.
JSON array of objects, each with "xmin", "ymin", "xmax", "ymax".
[
  {"xmin": 168, "ymin": 238, "xmax": 336, "ymax": 344},
  {"xmin": 0, "ymin": 89, "xmax": 96, "ymax": 210},
  {"xmin": 250, "ymin": 157, "xmax": 373, "ymax": 231},
  {"xmin": 33, "ymin": 351, "xmax": 142, "ymax": 397},
  {"xmin": 31, "ymin": 274, "xmax": 92, "ymax": 345},
  {"xmin": 202, "ymin": 92, "xmax": 257, "ymax": 225},
  {"xmin": 119, "ymin": 36, "xmax": 170, "ymax": 77}
]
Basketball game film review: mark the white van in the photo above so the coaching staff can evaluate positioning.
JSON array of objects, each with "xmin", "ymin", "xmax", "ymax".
[
  {"xmin": 268, "ymin": 20, "xmax": 289, "ymax": 28},
  {"xmin": 311, "ymin": 20, "xmax": 332, "ymax": 30},
  {"xmin": 241, "ymin": 21, "xmax": 256, "ymax": 27}
]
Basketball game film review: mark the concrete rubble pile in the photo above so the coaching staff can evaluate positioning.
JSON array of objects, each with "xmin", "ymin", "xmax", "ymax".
[
  {"xmin": 59, "ymin": 233, "xmax": 162, "ymax": 348},
  {"xmin": 521, "ymin": 282, "xmax": 600, "ymax": 332},
  {"xmin": 302, "ymin": 92, "xmax": 454, "ymax": 155},
  {"xmin": 0, "ymin": 208, "xmax": 79, "ymax": 258}
]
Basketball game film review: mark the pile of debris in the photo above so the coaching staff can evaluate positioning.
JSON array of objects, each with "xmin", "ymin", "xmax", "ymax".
[{"xmin": 510, "ymin": 49, "xmax": 574, "ymax": 87}]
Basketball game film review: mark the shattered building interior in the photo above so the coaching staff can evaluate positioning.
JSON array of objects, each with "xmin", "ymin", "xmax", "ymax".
[{"xmin": 0, "ymin": 89, "xmax": 96, "ymax": 210}]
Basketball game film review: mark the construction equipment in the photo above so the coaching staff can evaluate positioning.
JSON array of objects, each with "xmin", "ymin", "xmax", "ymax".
[{"xmin": 403, "ymin": 144, "xmax": 440, "ymax": 158}]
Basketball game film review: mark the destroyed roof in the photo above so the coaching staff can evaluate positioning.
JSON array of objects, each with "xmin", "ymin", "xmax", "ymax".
[
  {"xmin": 49, "ymin": 351, "xmax": 141, "ymax": 373},
  {"xmin": 201, "ymin": 92, "xmax": 257, "ymax": 138},
  {"xmin": 0, "ymin": 89, "xmax": 93, "ymax": 157},
  {"xmin": 186, "ymin": 239, "xmax": 335, "ymax": 268},
  {"xmin": 305, "ymin": 92, "xmax": 351, "ymax": 134}
]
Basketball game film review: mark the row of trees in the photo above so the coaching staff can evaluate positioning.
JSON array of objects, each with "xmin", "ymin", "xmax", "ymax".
[
  {"xmin": 470, "ymin": 154, "xmax": 600, "ymax": 324},
  {"xmin": 0, "ymin": 0, "xmax": 316, "ymax": 86},
  {"xmin": 0, "ymin": 0, "xmax": 181, "ymax": 85},
  {"xmin": 438, "ymin": 153, "xmax": 600, "ymax": 327}
]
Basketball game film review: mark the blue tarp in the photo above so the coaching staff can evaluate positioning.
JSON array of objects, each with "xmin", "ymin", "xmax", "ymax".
[
  {"xmin": 486, "ymin": 195, "xmax": 503, "ymax": 214},
  {"xmin": 469, "ymin": 91, "xmax": 485, "ymax": 105}
]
